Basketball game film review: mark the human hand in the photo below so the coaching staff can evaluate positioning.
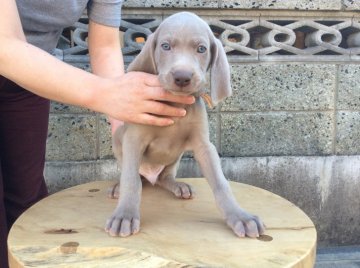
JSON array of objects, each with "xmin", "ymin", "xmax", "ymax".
[{"xmin": 94, "ymin": 72, "xmax": 195, "ymax": 127}]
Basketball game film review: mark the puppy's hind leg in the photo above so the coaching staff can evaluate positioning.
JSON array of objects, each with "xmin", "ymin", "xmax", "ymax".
[
  {"xmin": 107, "ymin": 182, "xmax": 120, "ymax": 199},
  {"xmin": 107, "ymin": 176, "xmax": 149, "ymax": 199},
  {"xmin": 108, "ymin": 126, "xmax": 123, "ymax": 199},
  {"xmin": 156, "ymin": 155, "xmax": 194, "ymax": 199}
]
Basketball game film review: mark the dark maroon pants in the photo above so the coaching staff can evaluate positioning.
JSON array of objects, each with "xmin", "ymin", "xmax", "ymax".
[{"xmin": 0, "ymin": 76, "xmax": 49, "ymax": 268}]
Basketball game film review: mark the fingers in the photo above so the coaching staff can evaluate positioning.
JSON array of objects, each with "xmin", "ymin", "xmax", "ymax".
[
  {"xmin": 142, "ymin": 72, "xmax": 162, "ymax": 87},
  {"xmin": 134, "ymin": 113, "xmax": 174, "ymax": 127},
  {"xmin": 103, "ymin": 72, "xmax": 196, "ymax": 126},
  {"xmin": 133, "ymin": 72, "xmax": 195, "ymax": 105},
  {"xmin": 150, "ymin": 87, "xmax": 195, "ymax": 105},
  {"xmin": 145, "ymin": 99, "xmax": 187, "ymax": 117},
  {"xmin": 135, "ymin": 99, "xmax": 199, "ymax": 126},
  {"xmin": 125, "ymin": 73, "xmax": 195, "ymax": 125}
]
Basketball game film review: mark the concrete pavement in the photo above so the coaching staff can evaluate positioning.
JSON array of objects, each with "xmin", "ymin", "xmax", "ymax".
[{"xmin": 316, "ymin": 245, "xmax": 360, "ymax": 268}]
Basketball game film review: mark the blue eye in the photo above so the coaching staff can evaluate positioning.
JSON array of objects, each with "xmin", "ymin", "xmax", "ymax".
[
  {"xmin": 197, "ymin": 45, "xmax": 207, "ymax": 53},
  {"xmin": 161, "ymin": 42, "xmax": 171, "ymax": 51}
]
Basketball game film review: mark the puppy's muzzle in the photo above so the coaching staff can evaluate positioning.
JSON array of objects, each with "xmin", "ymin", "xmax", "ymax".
[{"xmin": 173, "ymin": 70, "xmax": 193, "ymax": 88}]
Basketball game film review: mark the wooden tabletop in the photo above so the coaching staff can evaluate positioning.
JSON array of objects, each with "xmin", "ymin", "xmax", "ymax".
[{"xmin": 8, "ymin": 178, "xmax": 316, "ymax": 268}]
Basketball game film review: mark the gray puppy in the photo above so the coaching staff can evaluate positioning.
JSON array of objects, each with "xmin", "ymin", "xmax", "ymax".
[{"xmin": 105, "ymin": 12, "xmax": 265, "ymax": 238}]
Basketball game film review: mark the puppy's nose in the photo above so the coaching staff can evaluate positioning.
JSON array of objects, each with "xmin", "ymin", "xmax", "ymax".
[{"xmin": 173, "ymin": 70, "xmax": 193, "ymax": 87}]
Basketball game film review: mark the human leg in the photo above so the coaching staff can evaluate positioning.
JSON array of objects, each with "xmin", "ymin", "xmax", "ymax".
[
  {"xmin": 0, "ymin": 77, "xmax": 49, "ymax": 267},
  {"xmin": 0, "ymin": 161, "xmax": 9, "ymax": 268}
]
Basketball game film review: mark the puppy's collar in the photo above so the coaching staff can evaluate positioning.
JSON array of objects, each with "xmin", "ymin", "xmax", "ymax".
[{"xmin": 199, "ymin": 92, "xmax": 214, "ymax": 109}]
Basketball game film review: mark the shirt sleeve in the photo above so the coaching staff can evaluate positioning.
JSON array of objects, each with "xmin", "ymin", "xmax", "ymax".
[{"xmin": 87, "ymin": 0, "xmax": 123, "ymax": 27}]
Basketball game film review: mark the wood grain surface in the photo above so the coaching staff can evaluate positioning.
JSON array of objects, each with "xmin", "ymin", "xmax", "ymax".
[{"xmin": 8, "ymin": 178, "xmax": 316, "ymax": 268}]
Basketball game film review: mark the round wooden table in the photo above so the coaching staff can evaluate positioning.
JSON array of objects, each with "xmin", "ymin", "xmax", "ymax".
[{"xmin": 8, "ymin": 179, "xmax": 316, "ymax": 268}]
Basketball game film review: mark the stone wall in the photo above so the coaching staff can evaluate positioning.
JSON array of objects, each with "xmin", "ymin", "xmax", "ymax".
[{"xmin": 47, "ymin": 1, "xmax": 360, "ymax": 246}]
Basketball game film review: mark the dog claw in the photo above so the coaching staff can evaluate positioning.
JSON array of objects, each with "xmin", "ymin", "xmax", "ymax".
[
  {"xmin": 226, "ymin": 210, "xmax": 265, "ymax": 238},
  {"xmin": 105, "ymin": 207, "xmax": 140, "ymax": 237},
  {"xmin": 173, "ymin": 182, "xmax": 194, "ymax": 199}
]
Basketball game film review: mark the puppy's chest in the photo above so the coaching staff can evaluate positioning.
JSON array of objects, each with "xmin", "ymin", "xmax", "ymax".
[
  {"xmin": 139, "ymin": 104, "xmax": 201, "ymax": 164},
  {"xmin": 143, "ymin": 129, "xmax": 190, "ymax": 163}
]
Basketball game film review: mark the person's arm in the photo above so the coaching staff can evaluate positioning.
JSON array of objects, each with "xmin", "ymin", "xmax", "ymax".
[
  {"xmin": 0, "ymin": 0, "xmax": 100, "ymax": 107},
  {"xmin": 0, "ymin": 0, "xmax": 194, "ymax": 126},
  {"xmin": 87, "ymin": 20, "xmax": 125, "ymax": 134}
]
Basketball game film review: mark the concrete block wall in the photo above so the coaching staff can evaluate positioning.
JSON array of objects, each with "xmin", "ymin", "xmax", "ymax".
[
  {"xmin": 46, "ymin": 1, "xmax": 360, "ymax": 246},
  {"xmin": 122, "ymin": 0, "xmax": 356, "ymax": 10}
]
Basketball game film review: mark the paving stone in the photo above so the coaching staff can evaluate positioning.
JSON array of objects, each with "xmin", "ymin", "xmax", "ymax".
[
  {"xmin": 316, "ymin": 245, "xmax": 360, "ymax": 268},
  {"xmin": 343, "ymin": 0, "xmax": 360, "ymax": 10},
  {"xmin": 336, "ymin": 111, "xmax": 360, "ymax": 155},
  {"xmin": 318, "ymin": 156, "xmax": 360, "ymax": 245},
  {"xmin": 124, "ymin": 0, "xmax": 218, "ymax": 8},
  {"xmin": 46, "ymin": 114, "xmax": 97, "ymax": 161},
  {"xmin": 220, "ymin": 112, "xmax": 333, "ymax": 156},
  {"xmin": 124, "ymin": 0, "xmax": 344, "ymax": 10},
  {"xmin": 338, "ymin": 65, "xmax": 360, "ymax": 110},
  {"xmin": 208, "ymin": 112, "xmax": 218, "ymax": 149},
  {"xmin": 222, "ymin": 64, "xmax": 336, "ymax": 112},
  {"xmin": 98, "ymin": 115, "xmax": 113, "ymax": 159},
  {"xmin": 316, "ymin": 261, "xmax": 360, "ymax": 267},
  {"xmin": 261, "ymin": 156, "xmax": 324, "ymax": 228},
  {"xmin": 220, "ymin": 0, "xmax": 342, "ymax": 10},
  {"xmin": 50, "ymin": 101, "xmax": 92, "ymax": 114},
  {"xmin": 45, "ymin": 160, "xmax": 118, "ymax": 193}
]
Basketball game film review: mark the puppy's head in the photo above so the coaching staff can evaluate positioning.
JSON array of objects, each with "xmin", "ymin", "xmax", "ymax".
[{"xmin": 128, "ymin": 12, "xmax": 231, "ymax": 105}]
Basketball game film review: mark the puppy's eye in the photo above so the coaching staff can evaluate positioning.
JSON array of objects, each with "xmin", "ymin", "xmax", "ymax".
[
  {"xmin": 197, "ymin": 45, "xmax": 207, "ymax": 53},
  {"xmin": 161, "ymin": 42, "xmax": 171, "ymax": 51}
]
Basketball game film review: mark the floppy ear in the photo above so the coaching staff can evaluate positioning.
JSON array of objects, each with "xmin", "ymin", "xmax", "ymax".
[
  {"xmin": 127, "ymin": 33, "xmax": 157, "ymax": 74},
  {"xmin": 210, "ymin": 38, "xmax": 232, "ymax": 106}
]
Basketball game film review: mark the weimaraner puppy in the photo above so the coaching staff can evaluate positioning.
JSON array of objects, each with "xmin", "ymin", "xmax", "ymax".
[{"xmin": 105, "ymin": 12, "xmax": 265, "ymax": 238}]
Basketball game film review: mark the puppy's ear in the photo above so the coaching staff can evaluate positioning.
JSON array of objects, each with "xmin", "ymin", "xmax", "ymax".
[
  {"xmin": 209, "ymin": 38, "xmax": 232, "ymax": 106},
  {"xmin": 127, "ymin": 33, "xmax": 157, "ymax": 74}
]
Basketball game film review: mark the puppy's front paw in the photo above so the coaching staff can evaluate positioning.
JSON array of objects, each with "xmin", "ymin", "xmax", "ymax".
[
  {"xmin": 225, "ymin": 209, "xmax": 265, "ymax": 238},
  {"xmin": 105, "ymin": 207, "xmax": 140, "ymax": 237}
]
